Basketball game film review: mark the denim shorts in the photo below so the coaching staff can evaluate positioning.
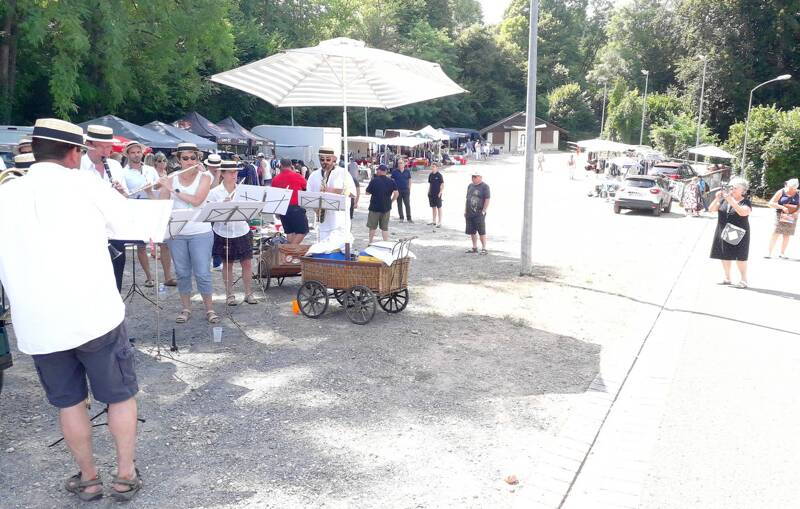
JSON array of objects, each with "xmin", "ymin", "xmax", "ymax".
[{"xmin": 32, "ymin": 322, "xmax": 138, "ymax": 408}]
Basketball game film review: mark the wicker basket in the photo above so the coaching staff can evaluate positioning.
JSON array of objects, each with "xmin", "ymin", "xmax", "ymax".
[
  {"xmin": 300, "ymin": 257, "xmax": 410, "ymax": 295},
  {"xmin": 258, "ymin": 244, "xmax": 309, "ymax": 276}
]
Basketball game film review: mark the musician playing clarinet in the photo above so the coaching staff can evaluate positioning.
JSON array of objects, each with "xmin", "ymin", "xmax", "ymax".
[{"xmin": 80, "ymin": 125, "xmax": 129, "ymax": 291}]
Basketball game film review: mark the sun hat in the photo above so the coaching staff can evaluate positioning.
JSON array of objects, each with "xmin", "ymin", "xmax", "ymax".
[
  {"xmin": 31, "ymin": 118, "xmax": 87, "ymax": 148},
  {"xmin": 318, "ymin": 146, "xmax": 336, "ymax": 156},
  {"xmin": 257, "ymin": 152, "xmax": 265, "ymax": 158},
  {"xmin": 17, "ymin": 137, "xmax": 32, "ymax": 149},
  {"xmin": 84, "ymin": 125, "xmax": 115, "ymax": 143},
  {"xmin": 171, "ymin": 142, "xmax": 200, "ymax": 155},
  {"xmin": 205, "ymin": 154, "xmax": 222, "ymax": 167},
  {"xmin": 123, "ymin": 140, "xmax": 145, "ymax": 154},
  {"xmin": 220, "ymin": 160, "xmax": 239, "ymax": 171},
  {"xmin": 13, "ymin": 153, "xmax": 35, "ymax": 169}
]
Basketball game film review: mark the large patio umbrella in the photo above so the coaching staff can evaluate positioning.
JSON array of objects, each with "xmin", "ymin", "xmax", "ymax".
[{"xmin": 210, "ymin": 37, "xmax": 466, "ymax": 163}]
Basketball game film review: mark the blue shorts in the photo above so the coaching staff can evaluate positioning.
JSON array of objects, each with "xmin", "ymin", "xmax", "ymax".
[
  {"xmin": 32, "ymin": 321, "xmax": 138, "ymax": 408},
  {"xmin": 280, "ymin": 205, "xmax": 309, "ymax": 235}
]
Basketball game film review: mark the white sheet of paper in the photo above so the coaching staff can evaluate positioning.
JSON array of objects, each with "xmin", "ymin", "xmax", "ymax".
[
  {"xmin": 263, "ymin": 187, "xmax": 293, "ymax": 215},
  {"xmin": 165, "ymin": 209, "xmax": 200, "ymax": 239},
  {"xmin": 297, "ymin": 191, "xmax": 346, "ymax": 211},
  {"xmin": 108, "ymin": 199, "xmax": 174, "ymax": 243},
  {"xmin": 234, "ymin": 184, "xmax": 267, "ymax": 203},
  {"xmin": 195, "ymin": 201, "xmax": 265, "ymax": 223}
]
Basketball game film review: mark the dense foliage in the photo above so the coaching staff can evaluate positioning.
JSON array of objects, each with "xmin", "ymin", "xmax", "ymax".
[{"xmin": 1, "ymin": 0, "xmax": 798, "ymax": 187}]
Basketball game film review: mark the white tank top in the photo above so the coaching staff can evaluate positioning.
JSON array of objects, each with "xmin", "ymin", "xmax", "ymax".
[{"xmin": 171, "ymin": 171, "xmax": 212, "ymax": 235}]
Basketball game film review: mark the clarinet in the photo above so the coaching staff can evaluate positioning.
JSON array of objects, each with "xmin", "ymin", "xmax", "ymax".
[{"xmin": 102, "ymin": 157, "xmax": 123, "ymax": 260}]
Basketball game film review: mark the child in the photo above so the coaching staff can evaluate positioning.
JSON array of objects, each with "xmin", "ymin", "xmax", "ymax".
[{"xmin": 427, "ymin": 163, "xmax": 444, "ymax": 227}]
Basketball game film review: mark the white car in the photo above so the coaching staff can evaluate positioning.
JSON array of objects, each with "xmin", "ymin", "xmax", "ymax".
[{"xmin": 613, "ymin": 175, "xmax": 672, "ymax": 216}]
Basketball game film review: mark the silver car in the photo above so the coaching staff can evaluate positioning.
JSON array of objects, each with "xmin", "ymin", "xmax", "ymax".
[{"xmin": 613, "ymin": 175, "xmax": 672, "ymax": 216}]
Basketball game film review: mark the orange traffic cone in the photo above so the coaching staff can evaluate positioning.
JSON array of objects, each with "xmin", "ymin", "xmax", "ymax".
[{"xmin": 292, "ymin": 299, "xmax": 300, "ymax": 315}]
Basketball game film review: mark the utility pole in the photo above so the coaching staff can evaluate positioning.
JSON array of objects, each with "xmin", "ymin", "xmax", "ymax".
[
  {"xmin": 520, "ymin": 0, "xmax": 539, "ymax": 276},
  {"xmin": 600, "ymin": 79, "xmax": 608, "ymax": 139},
  {"xmin": 290, "ymin": 107, "xmax": 294, "ymax": 126},
  {"xmin": 364, "ymin": 107, "xmax": 368, "ymax": 136},
  {"xmin": 639, "ymin": 70, "xmax": 649, "ymax": 146}
]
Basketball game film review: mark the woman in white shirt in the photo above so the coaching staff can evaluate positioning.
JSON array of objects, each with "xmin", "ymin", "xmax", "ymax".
[
  {"xmin": 157, "ymin": 143, "xmax": 219, "ymax": 324},
  {"xmin": 208, "ymin": 161, "xmax": 257, "ymax": 305}
]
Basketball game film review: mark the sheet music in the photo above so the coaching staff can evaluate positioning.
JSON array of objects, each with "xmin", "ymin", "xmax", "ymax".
[
  {"xmin": 165, "ymin": 209, "xmax": 200, "ymax": 239},
  {"xmin": 195, "ymin": 201, "xmax": 265, "ymax": 223},
  {"xmin": 297, "ymin": 191, "xmax": 346, "ymax": 211},
  {"xmin": 263, "ymin": 187, "xmax": 293, "ymax": 215},
  {"xmin": 108, "ymin": 199, "xmax": 174, "ymax": 243},
  {"xmin": 234, "ymin": 184, "xmax": 267, "ymax": 203}
]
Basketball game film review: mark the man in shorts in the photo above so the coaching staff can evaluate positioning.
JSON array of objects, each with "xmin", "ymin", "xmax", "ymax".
[
  {"xmin": 0, "ymin": 119, "xmax": 144, "ymax": 501},
  {"xmin": 427, "ymin": 163, "xmax": 444, "ymax": 227},
  {"xmin": 271, "ymin": 157, "xmax": 309, "ymax": 244},
  {"xmin": 365, "ymin": 164, "xmax": 399, "ymax": 243},
  {"xmin": 465, "ymin": 172, "xmax": 491, "ymax": 254}
]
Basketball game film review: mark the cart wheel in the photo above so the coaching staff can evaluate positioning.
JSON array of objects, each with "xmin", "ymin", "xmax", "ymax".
[
  {"xmin": 333, "ymin": 290, "xmax": 347, "ymax": 306},
  {"xmin": 257, "ymin": 260, "xmax": 272, "ymax": 290},
  {"xmin": 344, "ymin": 285, "xmax": 377, "ymax": 325},
  {"xmin": 378, "ymin": 288, "xmax": 409, "ymax": 313},
  {"xmin": 297, "ymin": 281, "xmax": 328, "ymax": 318},
  {"xmin": 277, "ymin": 277, "xmax": 285, "ymax": 287}
]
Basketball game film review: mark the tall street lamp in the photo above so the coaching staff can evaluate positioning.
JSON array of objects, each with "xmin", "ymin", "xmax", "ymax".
[
  {"xmin": 694, "ymin": 55, "xmax": 708, "ymax": 161},
  {"xmin": 741, "ymin": 74, "xmax": 792, "ymax": 171},
  {"xmin": 599, "ymin": 79, "xmax": 608, "ymax": 139},
  {"xmin": 639, "ymin": 69, "xmax": 649, "ymax": 146}
]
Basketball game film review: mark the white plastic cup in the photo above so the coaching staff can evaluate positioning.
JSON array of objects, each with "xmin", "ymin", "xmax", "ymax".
[{"xmin": 212, "ymin": 327, "xmax": 223, "ymax": 343}]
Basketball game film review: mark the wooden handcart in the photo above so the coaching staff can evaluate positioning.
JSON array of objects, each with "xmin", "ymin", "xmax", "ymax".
[
  {"xmin": 256, "ymin": 243, "xmax": 309, "ymax": 289},
  {"xmin": 295, "ymin": 239, "xmax": 413, "ymax": 324}
]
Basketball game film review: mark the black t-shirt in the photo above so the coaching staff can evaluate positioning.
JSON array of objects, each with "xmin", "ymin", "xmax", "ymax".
[
  {"xmin": 366, "ymin": 175, "xmax": 397, "ymax": 213},
  {"xmin": 465, "ymin": 182, "xmax": 490, "ymax": 215},
  {"xmin": 428, "ymin": 172, "xmax": 444, "ymax": 196}
]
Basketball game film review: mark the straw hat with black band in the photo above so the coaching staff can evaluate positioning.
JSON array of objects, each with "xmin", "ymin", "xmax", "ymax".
[
  {"xmin": 84, "ymin": 125, "xmax": 115, "ymax": 144},
  {"xmin": 31, "ymin": 118, "xmax": 88, "ymax": 149},
  {"xmin": 123, "ymin": 140, "xmax": 144, "ymax": 155},
  {"xmin": 172, "ymin": 142, "xmax": 200, "ymax": 156},
  {"xmin": 220, "ymin": 160, "xmax": 239, "ymax": 171},
  {"xmin": 14, "ymin": 153, "xmax": 36, "ymax": 169},
  {"xmin": 17, "ymin": 137, "xmax": 32, "ymax": 154},
  {"xmin": 205, "ymin": 154, "xmax": 222, "ymax": 167}
]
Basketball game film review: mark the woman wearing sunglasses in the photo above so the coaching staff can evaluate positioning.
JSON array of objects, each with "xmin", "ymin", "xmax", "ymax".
[{"xmin": 157, "ymin": 143, "xmax": 220, "ymax": 324}]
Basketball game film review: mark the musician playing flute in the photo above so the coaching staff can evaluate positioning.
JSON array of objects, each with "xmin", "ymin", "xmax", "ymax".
[
  {"xmin": 157, "ymin": 142, "xmax": 220, "ymax": 324},
  {"xmin": 80, "ymin": 125, "xmax": 129, "ymax": 291},
  {"xmin": 123, "ymin": 140, "xmax": 162, "ymax": 287}
]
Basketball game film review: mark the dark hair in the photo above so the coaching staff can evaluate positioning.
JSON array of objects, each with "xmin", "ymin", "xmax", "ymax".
[
  {"xmin": 32, "ymin": 138, "xmax": 79, "ymax": 161},
  {"xmin": 280, "ymin": 158, "xmax": 293, "ymax": 168}
]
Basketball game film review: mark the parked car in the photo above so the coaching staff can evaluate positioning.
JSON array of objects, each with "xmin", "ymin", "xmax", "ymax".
[
  {"xmin": 614, "ymin": 175, "xmax": 672, "ymax": 216},
  {"xmin": 648, "ymin": 161, "xmax": 697, "ymax": 181}
]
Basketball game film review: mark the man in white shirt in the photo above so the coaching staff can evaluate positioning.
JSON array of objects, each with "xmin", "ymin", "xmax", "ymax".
[
  {"xmin": 316, "ymin": 146, "xmax": 356, "ymax": 242},
  {"xmin": 81, "ymin": 125, "xmax": 130, "ymax": 291},
  {"xmin": 0, "ymin": 119, "xmax": 143, "ymax": 501},
  {"xmin": 123, "ymin": 141, "xmax": 161, "ymax": 286}
]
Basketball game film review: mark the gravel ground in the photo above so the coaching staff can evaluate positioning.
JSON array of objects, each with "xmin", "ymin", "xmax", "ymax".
[{"xmin": 0, "ymin": 154, "xmax": 695, "ymax": 508}]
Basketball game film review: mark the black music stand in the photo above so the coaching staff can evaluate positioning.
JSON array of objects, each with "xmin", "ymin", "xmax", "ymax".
[{"xmin": 122, "ymin": 241, "xmax": 158, "ymax": 307}]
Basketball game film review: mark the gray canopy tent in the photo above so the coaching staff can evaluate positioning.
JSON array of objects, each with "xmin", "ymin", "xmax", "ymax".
[
  {"xmin": 78, "ymin": 115, "xmax": 180, "ymax": 150},
  {"xmin": 143, "ymin": 121, "xmax": 217, "ymax": 152}
]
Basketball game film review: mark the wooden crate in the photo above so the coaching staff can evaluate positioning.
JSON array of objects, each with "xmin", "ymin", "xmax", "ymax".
[{"xmin": 258, "ymin": 244, "xmax": 309, "ymax": 277}]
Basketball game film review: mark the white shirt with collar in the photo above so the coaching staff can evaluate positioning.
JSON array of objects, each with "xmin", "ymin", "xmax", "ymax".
[
  {"xmin": 80, "ymin": 153, "xmax": 130, "ymax": 194},
  {"xmin": 207, "ymin": 184, "xmax": 250, "ymax": 239},
  {"xmin": 124, "ymin": 164, "xmax": 159, "ymax": 199},
  {"xmin": 0, "ymin": 162, "xmax": 131, "ymax": 355}
]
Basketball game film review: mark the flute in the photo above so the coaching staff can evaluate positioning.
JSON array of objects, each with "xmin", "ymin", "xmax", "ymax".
[{"xmin": 127, "ymin": 163, "xmax": 204, "ymax": 197}]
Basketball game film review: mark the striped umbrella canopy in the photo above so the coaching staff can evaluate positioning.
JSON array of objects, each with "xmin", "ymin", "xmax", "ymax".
[{"xmin": 210, "ymin": 37, "xmax": 466, "ymax": 162}]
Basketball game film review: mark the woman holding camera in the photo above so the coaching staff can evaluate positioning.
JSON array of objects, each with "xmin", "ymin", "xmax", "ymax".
[{"xmin": 709, "ymin": 177, "xmax": 752, "ymax": 288}]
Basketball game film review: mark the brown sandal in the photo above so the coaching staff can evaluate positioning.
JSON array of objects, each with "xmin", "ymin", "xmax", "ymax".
[
  {"xmin": 176, "ymin": 309, "xmax": 191, "ymax": 323},
  {"xmin": 65, "ymin": 472, "xmax": 103, "ymax": 501},
  {"xmin": 164, "ymin": 278, "xmax": 177, "ymax": 286},
  {"xmin": 206, "ymin": 310, "xmax": 221, "ymax": 324},
  {"xmin": 110, "ymin": 467, "xmax": 143, "ymax": 502},
  {"xmin": 226, "ymin": 294, "xmax": 238, "ymax": 306}
]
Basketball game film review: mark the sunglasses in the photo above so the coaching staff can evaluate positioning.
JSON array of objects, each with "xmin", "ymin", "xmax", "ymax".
[
  {"xmin": 320, "ymin": 156, "xmax": 336, "ymax": 162},
  {"xmin": 181, "ymin": 155, "xmax": 198, "ymax": 161}
]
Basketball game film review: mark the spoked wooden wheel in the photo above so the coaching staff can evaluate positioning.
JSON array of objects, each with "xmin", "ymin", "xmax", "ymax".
[
  {"xmin": 256, "ymin": 260, "xmax": 272, "ymax": 289},
  {"xmin": 344, "ymin": 285, "xmax": 377, "ymax": 325},
  {"xmin": 297, "ymin": 280, "xmax": 328, "ymax": 318},
  {"xmin": 378, "ymin": 288, "xmax": 409, "ymax": 313}
]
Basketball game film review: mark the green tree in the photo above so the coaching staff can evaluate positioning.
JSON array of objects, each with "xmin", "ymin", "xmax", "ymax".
[
  {"xmin": 649, "ymin": 112, "xmax": 716, "ymax": 158},
  {"xmin": 547, "ymin": 83, "xmax": 595, "ymax": 138},
  {"xmin": 725, "ymin": 105, "xmax": 783, "ymax": 194},
  {"xmin": 763, "ymin": 109, "xmax": 800, "ymax": 194}
]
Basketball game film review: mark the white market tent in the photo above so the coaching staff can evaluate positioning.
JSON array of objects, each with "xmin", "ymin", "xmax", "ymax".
[
  {"xmin": 687, "ymin": 144, "xmax": 734, "ymax": 160},
  {"xmin": 348, "ymin": 135, "xmax": 429, "ymax": 148},
  {"xmin": 412, "ymin": 125, "xmax": 450, "ymax": 141},
  {"xmin": 576, "ymin": 138, "xmax": 636, "ymax": 153}
]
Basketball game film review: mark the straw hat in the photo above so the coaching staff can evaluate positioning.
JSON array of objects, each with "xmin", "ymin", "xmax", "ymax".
[
  {"xmin": 84, "ymin": 125, "xmax": 115, "ymax": 143},
  {"xmin": 220, "ymin": 160, "xmax": 239, "ymax": 171},
  {"xmin": 205, "ymin": 154, "xmax": 222, "ymax": 167},
  {"xmin": 172, "ymin": 142, "xmax": 199, "ymax": 155},
  {"xmin": 17, "ymin": 137, "xmax": 32, "ymax": 149},
  {"xmin": 318, "ymin": 146, "xmax": 336, "ymax": 156},
  {"xmin": 31, "ymin": 118, "xmax": 87, "ymax": 148},
  {"xmin": 123, "ymin": 140, "xmax": 144, "ymax": 154},
  {"xmin": 13, "ymin": 153, "xmax": 36, "ymax": 169}
]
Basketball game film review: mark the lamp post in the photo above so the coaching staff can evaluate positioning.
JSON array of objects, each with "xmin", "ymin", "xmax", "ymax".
[
  {"xmin": 639, "ymin": 69, "xmax": 649, "ymax": 146},
  {"xmin": 599, "ymin": 79, "xmax": 608, "ymax": 139},
  {"xmin": 694, "ymin": 55, "xmax": 708, "ymax": 161},
  {"xmin": 741, "ymin": 74, "xmax": 792, "ymax": 171}
]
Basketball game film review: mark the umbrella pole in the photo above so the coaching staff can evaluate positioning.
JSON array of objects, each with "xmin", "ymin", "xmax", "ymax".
[{"xmin": 342, "ymin": 58, "xmax": 349, "ymax": 166}]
